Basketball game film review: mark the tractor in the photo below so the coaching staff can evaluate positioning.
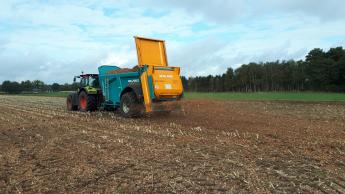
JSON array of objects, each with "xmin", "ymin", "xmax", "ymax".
[{"xmin": 66, "ymin": 74, "xmax": 103, "ymax": 112}]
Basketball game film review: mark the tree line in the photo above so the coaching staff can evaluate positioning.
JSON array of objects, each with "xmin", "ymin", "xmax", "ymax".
[
  {"xmin": 182, "ymin": 47, "xmax": 345, "ymax": 92},
  {"xmin": 0, "ymin": 80, "xmax": 79, "ymax": 94}
]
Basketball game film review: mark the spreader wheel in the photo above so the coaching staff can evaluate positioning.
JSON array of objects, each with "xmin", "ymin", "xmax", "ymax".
[{"xmin": 120, "ymin": 92, "xmax": 142, "ymax": 117}]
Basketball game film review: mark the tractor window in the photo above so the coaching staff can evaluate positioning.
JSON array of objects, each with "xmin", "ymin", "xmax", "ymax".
[
  {"xmin": 80, "ymin": 78, "xmax": 87, "ymax": 86},
  {"xmin": 89, "ymin": 77, "xmax": 99, "ymax": 87}
]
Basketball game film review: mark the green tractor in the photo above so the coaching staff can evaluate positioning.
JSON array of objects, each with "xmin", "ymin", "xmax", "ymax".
[{"xmin": 66, "ymin": 74, "xmax": 103, "ymax": 112}]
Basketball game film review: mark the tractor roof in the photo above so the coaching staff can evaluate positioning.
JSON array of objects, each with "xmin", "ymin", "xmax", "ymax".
[{"xmin": 80, "ymin": 74, "xmax": 98, "ymax": 77}]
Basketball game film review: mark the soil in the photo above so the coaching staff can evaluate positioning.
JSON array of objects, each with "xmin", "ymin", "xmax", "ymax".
[
  {"xmin": 0, "ymin": 95, "xmax": 344, "ymax": 193},
  {"xmin": 106, "ymin": 66, "xmax": 139, "ymax": 75}
]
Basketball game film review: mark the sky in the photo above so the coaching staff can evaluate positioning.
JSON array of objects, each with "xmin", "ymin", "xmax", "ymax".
[{"xmin": 0, "ymin": 0, "xmax": 345, "ymax": 84}]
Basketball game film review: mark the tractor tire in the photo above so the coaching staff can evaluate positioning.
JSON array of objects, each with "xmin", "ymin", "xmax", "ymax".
[
  {"xmin": 66, "ymin": 94, "xmax": 78, "ymax": 111},
  {"xmin": 78, "ymin": 91, "xmax": 96, "ymax": 112},
  {"xmin": 120, "ymin": 92, "xmax": 142, "ymax": 117}
]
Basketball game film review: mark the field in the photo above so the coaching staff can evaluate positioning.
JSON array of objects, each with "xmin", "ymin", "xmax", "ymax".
[
  {"xmin": 3, "ymin": 91, "xmax": 71, "ymax": 98},
  {"xmin": 0, "ymin": 95, "xmax": 345, "ymax": 193},
  {"xmin": 4, "ymin": 91, "xmax": 345, "ymax": 102},
  {"xmin": 186, "ymin": 92, "xmax": 345, "ymax": 102}
]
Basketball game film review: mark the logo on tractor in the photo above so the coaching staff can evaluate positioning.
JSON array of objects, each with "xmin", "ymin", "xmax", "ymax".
[
  {"xmin": 159, "ymin": 75, "xmax": 173, "ymax": 78},
  {"xmin": 128, "ymin": 79, "xmax": 139, "ymax": 83}
]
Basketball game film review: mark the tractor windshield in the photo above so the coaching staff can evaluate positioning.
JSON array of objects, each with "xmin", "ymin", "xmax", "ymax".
[
  {"xmin": 89, "ymin": 76, "xmax": 99, "ymax": 87},
  {"xmin": 80, "ymin": 77, "xmax": 87, "ymax": 86}
]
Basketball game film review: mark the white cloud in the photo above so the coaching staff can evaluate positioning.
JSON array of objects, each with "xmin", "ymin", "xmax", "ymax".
[
  {"xmin": 0, "ymin": 0, "xmax": 344, "ymax": 83},
  {"xmin": 142, "ymin": 0, "xmax": 247, "ymax": 23},
  {"xmin": 169, "ymin": 13, "xmax": 345, "ymax": 76},
  {"xmin": 100, "ymin": 50, "xmax": 136, "ymax": 68},
  {"xmin": 260, "ymin": 0, "xmax": 345, "ymax": 21},
  {"xmin": 146, "ymin": 0, "xmax": 345, "ymax": 23}
]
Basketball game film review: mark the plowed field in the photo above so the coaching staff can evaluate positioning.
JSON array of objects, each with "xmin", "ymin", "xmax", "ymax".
[{"xmin": 0, "ymin": 95, "xmax": 345, "ymax": 193}]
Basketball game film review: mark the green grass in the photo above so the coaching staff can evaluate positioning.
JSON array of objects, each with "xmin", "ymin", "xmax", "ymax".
[
  {"xmin": 185, "ymin": 92, "xmax": 345, "ymax": 102},
  {"xmin": 2, "ymin": 91, "xmax": 345, "ymax": 102}
]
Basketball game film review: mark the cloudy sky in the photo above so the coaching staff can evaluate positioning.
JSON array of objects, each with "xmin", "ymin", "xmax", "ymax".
[{"xmin": 1, "ymin": 0, "xmax": 345, "ymax": 83}]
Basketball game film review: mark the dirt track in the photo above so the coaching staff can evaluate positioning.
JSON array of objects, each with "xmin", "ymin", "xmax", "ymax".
[{"xmin": 0, "ymin": 95, "xmax": 345, "ymax": 193}]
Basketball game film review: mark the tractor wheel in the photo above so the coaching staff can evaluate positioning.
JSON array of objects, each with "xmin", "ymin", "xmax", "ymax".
[
  {"xmin": 66, "ymin": 94, "xmax": 78, "ymax": 111},
  {"xmin": 78, "ymin": 91, "xmax": 96, "ymax": 112},
  {"xmin": 120, "ymin": 92, "xmax": 142, "ymax": 117}
]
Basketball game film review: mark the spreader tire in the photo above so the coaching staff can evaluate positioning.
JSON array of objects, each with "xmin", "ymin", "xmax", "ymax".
[{"xmin": 120, "ymin": 92, "xmax": 141, "ymax": 117}]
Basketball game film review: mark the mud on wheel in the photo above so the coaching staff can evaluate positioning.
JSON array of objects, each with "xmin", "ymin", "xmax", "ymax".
[
  {"xmin": 78, "ymin": 91, "xmax": 96, "ymax": 112},
  {"xmin": 120, "ymin": 92, "xmax": 142, "ymax": 117}
]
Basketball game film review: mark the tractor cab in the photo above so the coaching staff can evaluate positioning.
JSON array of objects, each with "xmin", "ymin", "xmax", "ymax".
[
  {"xmin": 73, "ymin": 74, "xmax": 100, "ymax": 95},
  {"xmin": 74, "ymin": 74, "xmax": 99, "ymax": 89}
]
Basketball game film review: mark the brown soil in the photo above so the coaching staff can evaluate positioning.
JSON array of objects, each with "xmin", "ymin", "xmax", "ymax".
[
  {"xmin": 107, "ymin": 66, "xmax": 139, "ymax": 75},
  {"xmin": 0, "ymin": 95, "xmax": 344, "ymax": 193}
]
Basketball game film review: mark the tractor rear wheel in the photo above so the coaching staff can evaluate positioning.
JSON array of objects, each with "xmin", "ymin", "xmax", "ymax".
[
  {"xmin": 66, "ymin": 94, "xmax": 78, "ymax": 111},
  {"xmin": 78, "ymin": 91, "xmax": 96, "ymax": 112},
  {"xmin": 120, "ymin": 92, "xmax": 142, "ymax": 117}
]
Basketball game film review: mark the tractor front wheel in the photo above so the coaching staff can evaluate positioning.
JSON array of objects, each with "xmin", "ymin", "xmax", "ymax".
[
  {"xmin": 66, "ymin": 94, "xmax": 78, "ymax": 111},
  {"xmin": 120, "ymin": 92, "xmax": 142, "ymax": 117},
  {"xmin": 78, "ymin": 91, "xmax": 96, "ymax": 112}
]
